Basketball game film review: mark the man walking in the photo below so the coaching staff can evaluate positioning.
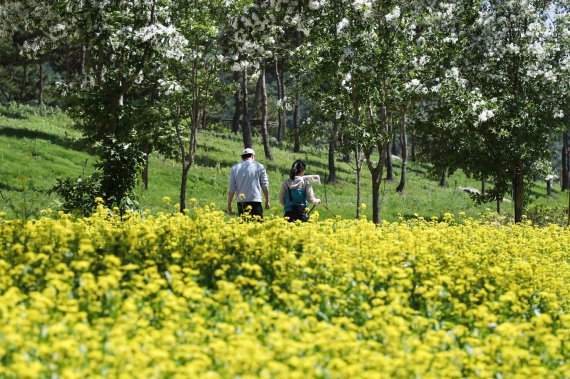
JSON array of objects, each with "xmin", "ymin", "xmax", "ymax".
[{"xmin": 227, "ymin": 148, "xmax": 270, "ymax": 219}]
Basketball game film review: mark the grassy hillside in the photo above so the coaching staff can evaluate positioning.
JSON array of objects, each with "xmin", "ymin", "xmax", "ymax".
[{"xmin": 0, "ymin": 103, "xmax": 565, "ymax": 221}]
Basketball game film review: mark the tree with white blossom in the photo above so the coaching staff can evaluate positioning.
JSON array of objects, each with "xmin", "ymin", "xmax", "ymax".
[
  {"xmin": 421, "ymin": 0, "xmax": 569, "ymax": 222},
  {"xmin": 294, "ymin": 0, "xmax": 447, "ymax": 223}
]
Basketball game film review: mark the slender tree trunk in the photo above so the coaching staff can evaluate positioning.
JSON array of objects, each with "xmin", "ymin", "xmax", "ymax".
[
  {"xmin": 275, "ymin": 58, "xmax": 286, "ymax": 142},
  {"xmin": 293, "ymin": 92, "xmax": 301, "ymax": 153},
  {"xmin": 177, "ymin": 102, "xmax": 199, "ymax": 213},
  {"xmin": 497, "ymin": 198, "xmax": 501, "ymax": 214},
  {"xmin": 328, "ymin": 119, "xmax": 339, "ymax": 184},
  {"xmin": 355, "ymin": 145, "xmax": 362, "ymax": 219},
  {"xmin": 142, "ymin": 151, "xmax": 149, "ymax": 190},
  {"xmin": 231, "ymin": 71, "xmax": 241, "ymax": 133},
  {"xmin": 180, "ymin": 158, "xmax": 190, "ymax": 212},
  {"xmin": 562, "ymin": 131, "xmax": 569, "ymax": 190},
  {"xmin": 546, "ymin": 179, "xmax": 552, "ymax": 197},
  {"xmin": 66, "ymin": 45, "xmax": 72, "ymax": 83},
  {"xmin": 513, "ymin": 160, "xmax": 524, "ymax": 223},
  {"xmin": 260, "ymin": 67, "xmax": 273, "ymax": 160},
  {"xmin": 201, "ymin": 109, "xmax": 207, "ymax": 129},
  {"xmin": 366, "ymin": 143, "xmax": 386, "ymax": 224},
  {"xmin": 385, "ymin": 145, "xmax": 394, "ymax": 181},
  {"xmin": 241, "ymin": 68, "xmax": 253, "ymax": 148},
  {"xmin": 293, "ymin": 31, "xmax": 301, "ymax": 153},
  {"xmin": 439, "ymin": 171, "xmax": 446, "ymax": 187},
  {"xmin": 411, "ymin": 127, "xmax": 417, "ymax": 162},
  {"xmin": 391, "ymin": 131, "xmax": 398, "ymax": 156},
  {"xmin": 396, "ymin": 115, "xmax": 408, "ymax": 193},
  {"xmin": 481, "ymin": 176, "xmax": 486, "ymax": 195},
  {"xmin": 338, "ymin": 134, "xmax": 349, "ymax": 162},
  {"xmin": 371, "ymin": 167, "xmax": 383, "ymax": 224},
  {"xmin": 80, "ymin": 45, "xmax": 86, "ymax": 75},
  {"xmin": 38, "ymin": 62, "xmax": 44, "ymax": 105}
]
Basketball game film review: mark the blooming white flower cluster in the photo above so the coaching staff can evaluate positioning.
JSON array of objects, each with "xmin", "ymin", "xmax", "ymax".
[
  {"xmin": 412, "ymin": 55, "xmax": 430, "ymax": 70},
  {"xmin": 478, "ymin": 109, "xmax": 495, "ymax": 122},
  {"xmin": 308, "ymin": 0, "xmax": 326, "ymax": 10},
  {"xmin": 132, "ymin": 24, "xmax": 188, "ymax": 61},
  {"xmin": 337, "ymin": 18, "xmax": 349, "ymax": 35},
  {"xmin": 352, "ymin": 0, "xmax": 372, "ymax": 18},
  {"xmin": 404, "ymin": 79, "xmax": 428, "ymax": 94},
  {"xmin": 444, "ymin": 67, "xmax": 467, "ymax": 87},
  {"xmin": 385, "ymin": 6, "xmax": 400, "ymax": 23}
]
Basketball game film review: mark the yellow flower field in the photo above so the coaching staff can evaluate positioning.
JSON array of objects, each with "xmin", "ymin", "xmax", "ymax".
[{"xmin": 0, "ymin": 207, "xmax": 569, "ymax": 378}]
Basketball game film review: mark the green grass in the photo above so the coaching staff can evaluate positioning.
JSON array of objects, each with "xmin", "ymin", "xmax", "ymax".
[{"xmin": 0, "ymin": 103, "xmax": 566, "ymax": 221}]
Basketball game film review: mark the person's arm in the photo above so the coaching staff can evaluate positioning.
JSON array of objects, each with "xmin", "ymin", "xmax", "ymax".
[
  {"xmin": 227, "ymin": 191, "xmax": 235, "ymax": 214},
  {"xmin": 260, "ymin": 165, "xmax": 270, "ymax": 209},
  {"xmin": 305, "ymin": 181, "xmax": 321, "ymax": 205},
  {"xmin": 228, "ymin": 168, "xmax": 237, "ymax": 214},
  {"xmin": 263, "ymin": 187, "xmax": 270, "ymax": 209}
]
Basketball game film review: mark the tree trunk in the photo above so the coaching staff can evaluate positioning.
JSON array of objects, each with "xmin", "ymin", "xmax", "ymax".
[
  {"xmin": 396, "ymin": 116, "xmax": 408, "ymax": 193},
  {"xmin": 481, "ymin": 176, "xmax": 486, "ymax": 195},
  {"xmin": 497, "ymin": 198, "xmax": 501, "ymax": 214},
  {"xmin": 293, "ymin": 31, "xmax": 302, "ymax": 153},
  {"xmin": 180, "ymin": 161, "xmax": 191, "ymax": 213},
  {"xmin": 328, "ymin": 119, "xmax": 339, "ymax": 184},
  {"xmin": 80, "ymin": 45, "xmax": 86, "ymax": 75},
  {"xmin": 439, "ymin": 171, "xmax": 446, "ymax": 187},
  {"xmin": 366, "ymin": 143, "xmax": 386, "ymax": 224},
  {"xmin": 241, "ymin": 68, "xmax": 253, "ymax": 148},
  {"xmin": 231, "ymin": 71, "xmax": 241, "ymax": 133},
  {"xmin": 177, "ymin": 101, "xmax": 198, "ymax": 213},
  {"xmin": 385, "ymin": 146, "xmax": 394, "ymax": 181},
  {"xmin": 513, "ymin": 160, "xmax": 524, "ymax": 223},
  {"xmin": 201, "ymin": 108, "xmax": 207, "ymax": 129},
  {"xmin": 371, "ymin": 168, "xmax": 383, "ymax": 224},
  {"xmin": 546, "ymin": 179, "xmax": 552, "ymax": 197},
  {"xmin": 562, "ymin": 130, "xmax": 569, "ymax": 190},
  {"xmin": 275, "ymin": 58, "xmax": 286, "ymax": 142},
  {"xmin": 38, "ymin": 62, "xmax": 44, "ymax": 105},
  {"xmin": 391, "ymin": 131, "xmax": 398, "ymax": 156},
  {"xmin": 142, "ymin": 151, "xmax": 149, "ymax": 190},
  {"xmin": 411, "ymin": 127, "xmax": 417, "ymax": 162},
  {"xmin": 260, "ymin": 67, "xmax": 273, "ymax": 160},
  {"xmin": 355, "ymin": 145, "xmax": 362, "ymax": 219},
  {"xmin": 66, "ymin": 45, "xmax": 72, "ymax": 83},
  {"xmin": 293, "ymin": 92, "xmax": 301, "ymax": 153}
]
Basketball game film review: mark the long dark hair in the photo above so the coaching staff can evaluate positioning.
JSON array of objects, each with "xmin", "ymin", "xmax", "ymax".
[{"xmin": 289, "ymin": 159, "xmax": 306, "ymax": 180}]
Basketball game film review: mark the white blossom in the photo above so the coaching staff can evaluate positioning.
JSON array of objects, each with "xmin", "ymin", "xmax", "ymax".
[
  {"xmin": 337, "ymin": 17, "xmax": 349, "ymax": 34},
  {"xmin": 478, "ymin": 109, "xmax": 495, "ymax": 122},
  {"xmin": 385, "ymin": 6, "xmax": 400, "ymax": 22},
  {"xmin": 308, "ymin": 0, "xmax": 325, "ymax": 10}
]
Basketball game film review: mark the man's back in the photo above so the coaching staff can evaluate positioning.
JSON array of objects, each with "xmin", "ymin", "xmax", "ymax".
[{"xmin": 229, "ymin": 160, "xmax": 268, "ymax": 203}]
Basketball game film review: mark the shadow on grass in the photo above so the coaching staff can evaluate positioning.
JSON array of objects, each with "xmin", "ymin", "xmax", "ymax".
[
  {"xmin": 196, "ymin": 142, "xmax": 225, "ymax": 154},
  {"xmin": 0, "ymin": 126, "xmax": 93, "ymax": 153},
  {"xmin": 0, "ymin": 109, "xmax": 28, "ymax": 120},
  {"xmin": 193, "ymin": 154, "xmax": 236, "ymax": 169},
  {"xmin": 0, "ymin": 182, "xmax": 48, "ymax": 194}
]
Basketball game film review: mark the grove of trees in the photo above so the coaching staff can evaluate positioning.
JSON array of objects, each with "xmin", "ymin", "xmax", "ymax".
[{"xmin": 1, "ymin": 0, "xmax": 569, "ymax": 223}]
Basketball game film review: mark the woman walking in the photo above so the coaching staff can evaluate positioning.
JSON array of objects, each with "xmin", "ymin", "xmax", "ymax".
[{"xmin": 278, "ymin": 160, "xmax": 321, "ymax": 222}]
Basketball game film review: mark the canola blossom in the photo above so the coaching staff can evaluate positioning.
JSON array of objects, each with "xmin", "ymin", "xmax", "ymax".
[{"xmin": 0, "ymin": 207, "xmax": 569, "ymax": 378}]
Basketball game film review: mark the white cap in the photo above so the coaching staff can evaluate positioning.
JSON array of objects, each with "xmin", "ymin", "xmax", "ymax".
[{"xmin": 241, "ymin": 148, "xmax": 255, "ymax": 156}]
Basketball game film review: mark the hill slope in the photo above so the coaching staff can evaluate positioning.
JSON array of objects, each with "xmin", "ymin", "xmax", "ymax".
[{"xmin": 0, "ymin": 104, "xmax": 564, "ymax": 220}]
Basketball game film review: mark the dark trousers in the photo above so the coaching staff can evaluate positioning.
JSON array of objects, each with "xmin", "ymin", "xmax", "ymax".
[{"xmin": 237, "ymin": 202, "xmax": 263, "ymax": 219}]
